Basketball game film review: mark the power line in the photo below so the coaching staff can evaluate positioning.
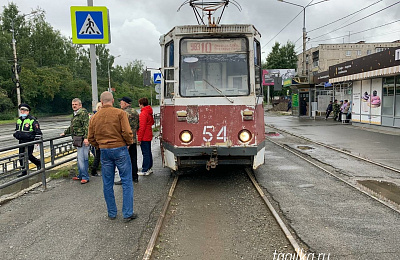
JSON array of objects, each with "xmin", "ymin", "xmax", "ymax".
[
  {"xmin": 310, "ymin": 1, "xmax": 400, "ymax": 41},
  {"xmin": 308, "ymin": 19, "xmax": 400, "ymax": 43},
  {"xmin": 262, "ymin": 0, "xmax": 317, "ymax": 49},
  {"xmin": 308, "ymin": 0, "xmax": 383, "ymax": 33},
  {"xmin": 261, "ymin": 9, "xmax": 303, "ymax": 49}
]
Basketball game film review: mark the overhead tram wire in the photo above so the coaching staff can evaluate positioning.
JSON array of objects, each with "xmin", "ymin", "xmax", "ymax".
[
  {"xmin": 308, "ymin": 19, "xmax": 400, "ymax": 43},
  {"xmin": 261, "ymin": 9, "xmax": 303, "ymax": 49},
  {"xmin": 308, "ymin": 0, "xmax": 384, "ymax": 33},
  {"xmin": 309, "ymin": 1, "xmax": 400, "ymax": 41}
]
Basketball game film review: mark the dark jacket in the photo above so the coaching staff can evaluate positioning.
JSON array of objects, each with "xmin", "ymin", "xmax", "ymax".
[
  {"xmin": 138, "ymin": 105, "xmax": 154, "ymax": 142},
  {"xmin": 123, "ymin": 105, "xmax": 139, "ymax": 143},
  {"xmin": 13, "ymin": 114, "xmax": 42, "ymax": 142},
  {"xmin": 326, "ymin": 103, "xmax": 333, "ymax": 112}
]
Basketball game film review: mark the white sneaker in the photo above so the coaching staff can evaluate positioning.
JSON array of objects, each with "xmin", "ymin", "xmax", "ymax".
[
  {"xmin": 145, "ymin": 169, "xmax": 153, "ymax": 176},
  {"xmin": 137, "ymin": 171, "xmax": 146, "ymax": 176}
]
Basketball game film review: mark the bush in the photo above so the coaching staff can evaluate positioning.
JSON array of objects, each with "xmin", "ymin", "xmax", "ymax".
[{"xmin": 0, "ymin": 111, "xmax": 16, "ymax": 120}]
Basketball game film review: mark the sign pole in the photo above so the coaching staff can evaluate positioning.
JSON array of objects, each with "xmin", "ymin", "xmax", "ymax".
[{"xmin": 87, "ymin": 0, "xmax": 98, "ymax": 112}]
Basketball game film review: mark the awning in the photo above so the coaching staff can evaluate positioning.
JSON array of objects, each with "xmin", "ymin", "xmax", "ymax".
[{"xmin": 330, "ymin": 65, "xmax": 400, "ymax": 83}]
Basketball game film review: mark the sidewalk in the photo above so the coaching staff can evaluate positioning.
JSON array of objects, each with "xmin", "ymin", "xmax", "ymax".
[
  {"xmin": 265, "ymin": 112, "xmax": 400, "ymax": 170},
  {"xmin": 0, "ymin": 138, "xmax": 172, "ymax": 260}
]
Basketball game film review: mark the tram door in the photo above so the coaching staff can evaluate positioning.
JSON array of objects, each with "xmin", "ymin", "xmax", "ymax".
[{"xmin": 299, "ymin": 92, "xmax": 309, "ymax": 116}]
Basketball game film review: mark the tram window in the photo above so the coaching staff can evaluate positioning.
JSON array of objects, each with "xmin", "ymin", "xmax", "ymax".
[
  {"xmin": 165, "ymin": 41, "xmax": 174, "ymax": 67},
  {"xmin": 180, "ymin": 38, "xmax": 249, "ymax": 97}
]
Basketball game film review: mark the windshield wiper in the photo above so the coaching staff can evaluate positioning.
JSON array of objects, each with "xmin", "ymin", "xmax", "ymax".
[{"xmin": 203, "ymin": 79, "xmax": 234, "ymax": 103}]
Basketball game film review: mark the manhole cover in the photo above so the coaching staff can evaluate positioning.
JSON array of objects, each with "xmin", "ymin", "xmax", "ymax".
[
  {"xmin": 297, "ymin": 145, "xmax": 314, "ymax": 150},
  {"xmin": 358, "ymin": 180, "xmax": 400, "ymax": 205}
]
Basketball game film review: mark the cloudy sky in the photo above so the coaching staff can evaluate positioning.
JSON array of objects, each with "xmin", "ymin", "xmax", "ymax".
[{"xmin": 4, "ymin": 0, "xmax": 400, "ymax": 68}]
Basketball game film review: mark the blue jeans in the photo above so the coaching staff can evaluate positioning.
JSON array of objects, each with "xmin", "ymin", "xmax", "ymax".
[
  {"xmin": 100, "ymin": 146, "xmax": 134, "ymax": 218},
  {"xmin": 77, "ymin": 145, "xmax": 89, "ymax": 181},
  {"xmin": 140, "ymin": 141, "xmax": 153, "ymax": 172}
]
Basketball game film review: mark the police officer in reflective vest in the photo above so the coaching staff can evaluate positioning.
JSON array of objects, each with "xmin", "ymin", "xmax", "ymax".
[{"xmin": 13, "ymin": 103, "xmax": 42, "ymax": 177}]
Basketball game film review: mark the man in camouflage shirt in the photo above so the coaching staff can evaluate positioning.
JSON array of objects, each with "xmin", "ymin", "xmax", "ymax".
[
  {"xmin": 332, "ymin": 99, "xmax": 340, "ymax": 121},
  {"xmin": 61, "ymin": 98, "xmax": 90, "ymax": 184},
  {"xmin": 119, "ymin": 97, "xmax": 140, "ymax": 183}
]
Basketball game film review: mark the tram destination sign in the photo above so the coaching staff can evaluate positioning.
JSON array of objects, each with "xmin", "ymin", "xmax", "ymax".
[{"xmin": 185, "ymin": 39, "xmax": 242, "ymax": 54}]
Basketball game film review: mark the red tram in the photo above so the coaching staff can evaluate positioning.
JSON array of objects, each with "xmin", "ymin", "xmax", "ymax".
[{"xmin": 159, "ymin": 2, "xmax": 265, "ymax": 171}]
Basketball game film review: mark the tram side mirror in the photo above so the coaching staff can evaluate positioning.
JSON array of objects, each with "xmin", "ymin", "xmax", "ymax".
[{"xmin": 143, "ymin": 70, "xmax": 151, "ymax": 86}]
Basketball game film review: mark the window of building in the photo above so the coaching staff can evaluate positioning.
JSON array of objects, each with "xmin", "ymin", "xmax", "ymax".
[
  {"xmin": 382, "ymin": 77, "xmax": 394, "ymax": 116},
  {"xmin": 345, "ymin": 50, "xmax": 351, "ymax": 56},
  {"xmin": 357, "ymin": 50, "xmax": 362, "ymax": 56},
  {"xmin": 376, "ymin": 47, "xmax": 388, "ymax": 53},
  {"xmin": 367, "ymin": 50, "xmax": 372, "ymax": 55}
]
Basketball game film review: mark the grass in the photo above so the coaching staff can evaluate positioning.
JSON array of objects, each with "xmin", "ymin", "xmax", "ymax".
[{"xmin": 50, "ymin": 167, "xmax": 75, "ymax": 179}]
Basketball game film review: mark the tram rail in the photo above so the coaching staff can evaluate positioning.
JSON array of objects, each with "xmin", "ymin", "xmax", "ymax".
[
  {"xmin": 266, "ymin": 136, "xmax": 400, "ymax": 215},
  {"xmin": 266, "ymin": 124, "xmax": 400, "ymax": 174},
  {"xmin": 141, "ymin": 167, "xmax": 303, "ymax": 260}
]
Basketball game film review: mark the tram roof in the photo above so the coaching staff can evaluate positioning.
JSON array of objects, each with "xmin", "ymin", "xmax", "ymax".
[{"xmin": 162, "ymin": 24, "xmax": 261, "ymax": 38}]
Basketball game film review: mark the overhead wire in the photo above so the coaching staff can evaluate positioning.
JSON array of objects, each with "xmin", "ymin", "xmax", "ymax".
[
  {"xmin": 307, "ymin": 0, "xmax": 383, "ymax": 33},
  {"xmin": 309, "ymin": 1, "xmax": 400, "ymax": 41},
  {"xmin": 262, "ymin": 0, "xmax": 315, "ymax": 49},
  {"xmin": 308, "ymin": 19, "xmax": 400, "ymax": 43}
]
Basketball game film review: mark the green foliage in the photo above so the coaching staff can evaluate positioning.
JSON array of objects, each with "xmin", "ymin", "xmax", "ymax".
[
  {"xmin": 0, "ymin": 3, "xmax": 152, "ymax": 115},
  {"xmin": 264, "ymin": 41, "xmax": 298, "ymax": 70},
  {"xmin": 50, "ymin": 168, "xmax": 71, "ymax": 179}
]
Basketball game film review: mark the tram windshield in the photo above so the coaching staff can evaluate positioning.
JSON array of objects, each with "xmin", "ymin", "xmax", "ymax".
[{"xmin": 180, "ymin": 38, "xmax": 249, "ymax": 97}]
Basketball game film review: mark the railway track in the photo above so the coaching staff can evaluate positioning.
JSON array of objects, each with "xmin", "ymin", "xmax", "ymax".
[
  {"xmin": 265, "ymin": 125, "xmax": 400, "ymax": 214},
  {"xmin": 141, "ymin": 168, "xmax": 304, "ymax": 260},
  {"xmin": 266, "ymin": 124, "xmax": 400, "ymax": 174}
]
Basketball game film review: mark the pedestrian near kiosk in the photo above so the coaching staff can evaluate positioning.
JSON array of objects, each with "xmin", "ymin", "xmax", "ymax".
[
  {"xmin": 286, "ymin": 99, "xmax": 292, "ymax": 112},
  {"xmin": 115, "ymin": 96, "xmax": 140, "ymax": 184},
  {"xmin": 332, "ymin": 100, "xmax": 340, "ymax": 121},
  {"xmin": 13, "ymin": 103, "xmax": 42, "ymax": 177},
  {"xmin": 137, "ymin": 97, "xmax": 154, "ymax": 176},
  {"xmin": 88, "ymin": 91, "xmax": 137, "ymax": 221},
  {"xmin": 61, "ymin": 98, "xmax": 90, "ymax": 184},
  {"xmin": 325, "ymin": 101, "xmax": 333, "ymax": 120}
]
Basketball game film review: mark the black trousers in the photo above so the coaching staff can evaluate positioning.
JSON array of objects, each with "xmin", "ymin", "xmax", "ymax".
[
  {"xmin": 91, "ymin": 148, "xmax": 101, "ymax": 175},
  {"xmin": 19, "ymin": 142, "xmax": 41, "ymax": 174},
  {"xmin": 129, "ymin": 144, "xmax": 138, "ymax": 179}
]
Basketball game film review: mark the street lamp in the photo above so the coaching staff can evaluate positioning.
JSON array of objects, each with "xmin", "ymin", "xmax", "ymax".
[
  {"xmin": 277, "ymin": 0, "xmax": 328, "ymax": 77},
  {"xmin": 10, "ymin": 11, "xmax": 38, "ymax": 108},
  {"xmin": 108, "ymin": 55, "xmax": 121, "ymax": 92}
]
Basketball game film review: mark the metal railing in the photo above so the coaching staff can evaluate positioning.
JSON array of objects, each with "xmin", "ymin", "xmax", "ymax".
[{"xmin": 0, "ymin": 136, "xmax": 77, "ymax": 190}]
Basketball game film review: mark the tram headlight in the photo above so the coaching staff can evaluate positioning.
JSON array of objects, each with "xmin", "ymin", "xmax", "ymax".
[
  {"xmin": 180, "ymin": 130, "xmax": 193, "ymax": 143},
  {"xmin": 238, "ymin": 129, "xmax": 252, "ymax": 143}
]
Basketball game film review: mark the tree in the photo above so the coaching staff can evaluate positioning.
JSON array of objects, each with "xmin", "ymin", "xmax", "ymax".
[{"xmin": 264, "ymin": 41, "xmax": 297, "ymax": 70}]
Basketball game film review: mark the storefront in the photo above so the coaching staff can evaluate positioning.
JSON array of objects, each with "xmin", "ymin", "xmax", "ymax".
[{"xmin": 329, "ymin": 47, "xmax": 400, "ymax": 128}]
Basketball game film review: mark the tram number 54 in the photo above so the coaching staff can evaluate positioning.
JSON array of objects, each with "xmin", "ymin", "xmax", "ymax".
[{"xmin": 203, "ymin": 126, "xmax": 227, "ymax": 142}]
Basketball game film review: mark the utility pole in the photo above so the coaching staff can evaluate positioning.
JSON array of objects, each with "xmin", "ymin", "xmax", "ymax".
[
  {"xmin": 11, "ymin": 19, "xmax": 21, "ymax": 107},
  {"xmin": 88, "ymin": 0, "xmax": 98, "ymax": 112},
  {"xmin": 278, "ymin": 0, "xmax": 329, "ymax": 77}
]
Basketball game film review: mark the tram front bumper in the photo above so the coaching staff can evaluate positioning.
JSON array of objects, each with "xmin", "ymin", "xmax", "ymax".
[{"xmin": 162, "ymin": 141, "xmax": 265, "ymax": 170}]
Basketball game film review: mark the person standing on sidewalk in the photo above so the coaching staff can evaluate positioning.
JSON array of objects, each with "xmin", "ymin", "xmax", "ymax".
[
  {"xmin": 137, "ymin": 97, "xmax": 154, "ymax": 176},
  {"xmin": 332, "ymin": 100, "xmax": 340, "ymax": 121},
  {"xmin": 114, "ymin": 97, "xmax": 140, "ymax": 184},
  {"xmin": 325, "ymin": 101, "xmax": 333, "ymax": 120},
  {"xmin": 90, "ymin": 102, "xmax": 102, "ymax": 176},
  {"xmin": 88, "ymin": 91, "xmax": 137, "ymax": 222},
  {"xmin": 13, "ymin": 103, "xmax": 42, "ymax": 177},
  {"xmin": 61, "ymin": 98, "xmax": 90, "ymax": 184}
]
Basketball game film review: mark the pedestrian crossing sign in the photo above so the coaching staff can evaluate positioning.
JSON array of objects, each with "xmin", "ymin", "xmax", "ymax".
[
  {"xmin": 153, "ymin": 73, "xmax": 162, "ymax": 84},
  {"xmin": 71, "ymin": 6, "xmax": 110, "ymax": 44}
]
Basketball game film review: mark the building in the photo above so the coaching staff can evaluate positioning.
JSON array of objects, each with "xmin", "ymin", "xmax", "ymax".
[
  {"xmin": 297, "ymin": 41, "xmax": 400, "ymax": 80},
  {"xmin": 329, "ymin": 47, "xmax": 400, "ymax": 129}
]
